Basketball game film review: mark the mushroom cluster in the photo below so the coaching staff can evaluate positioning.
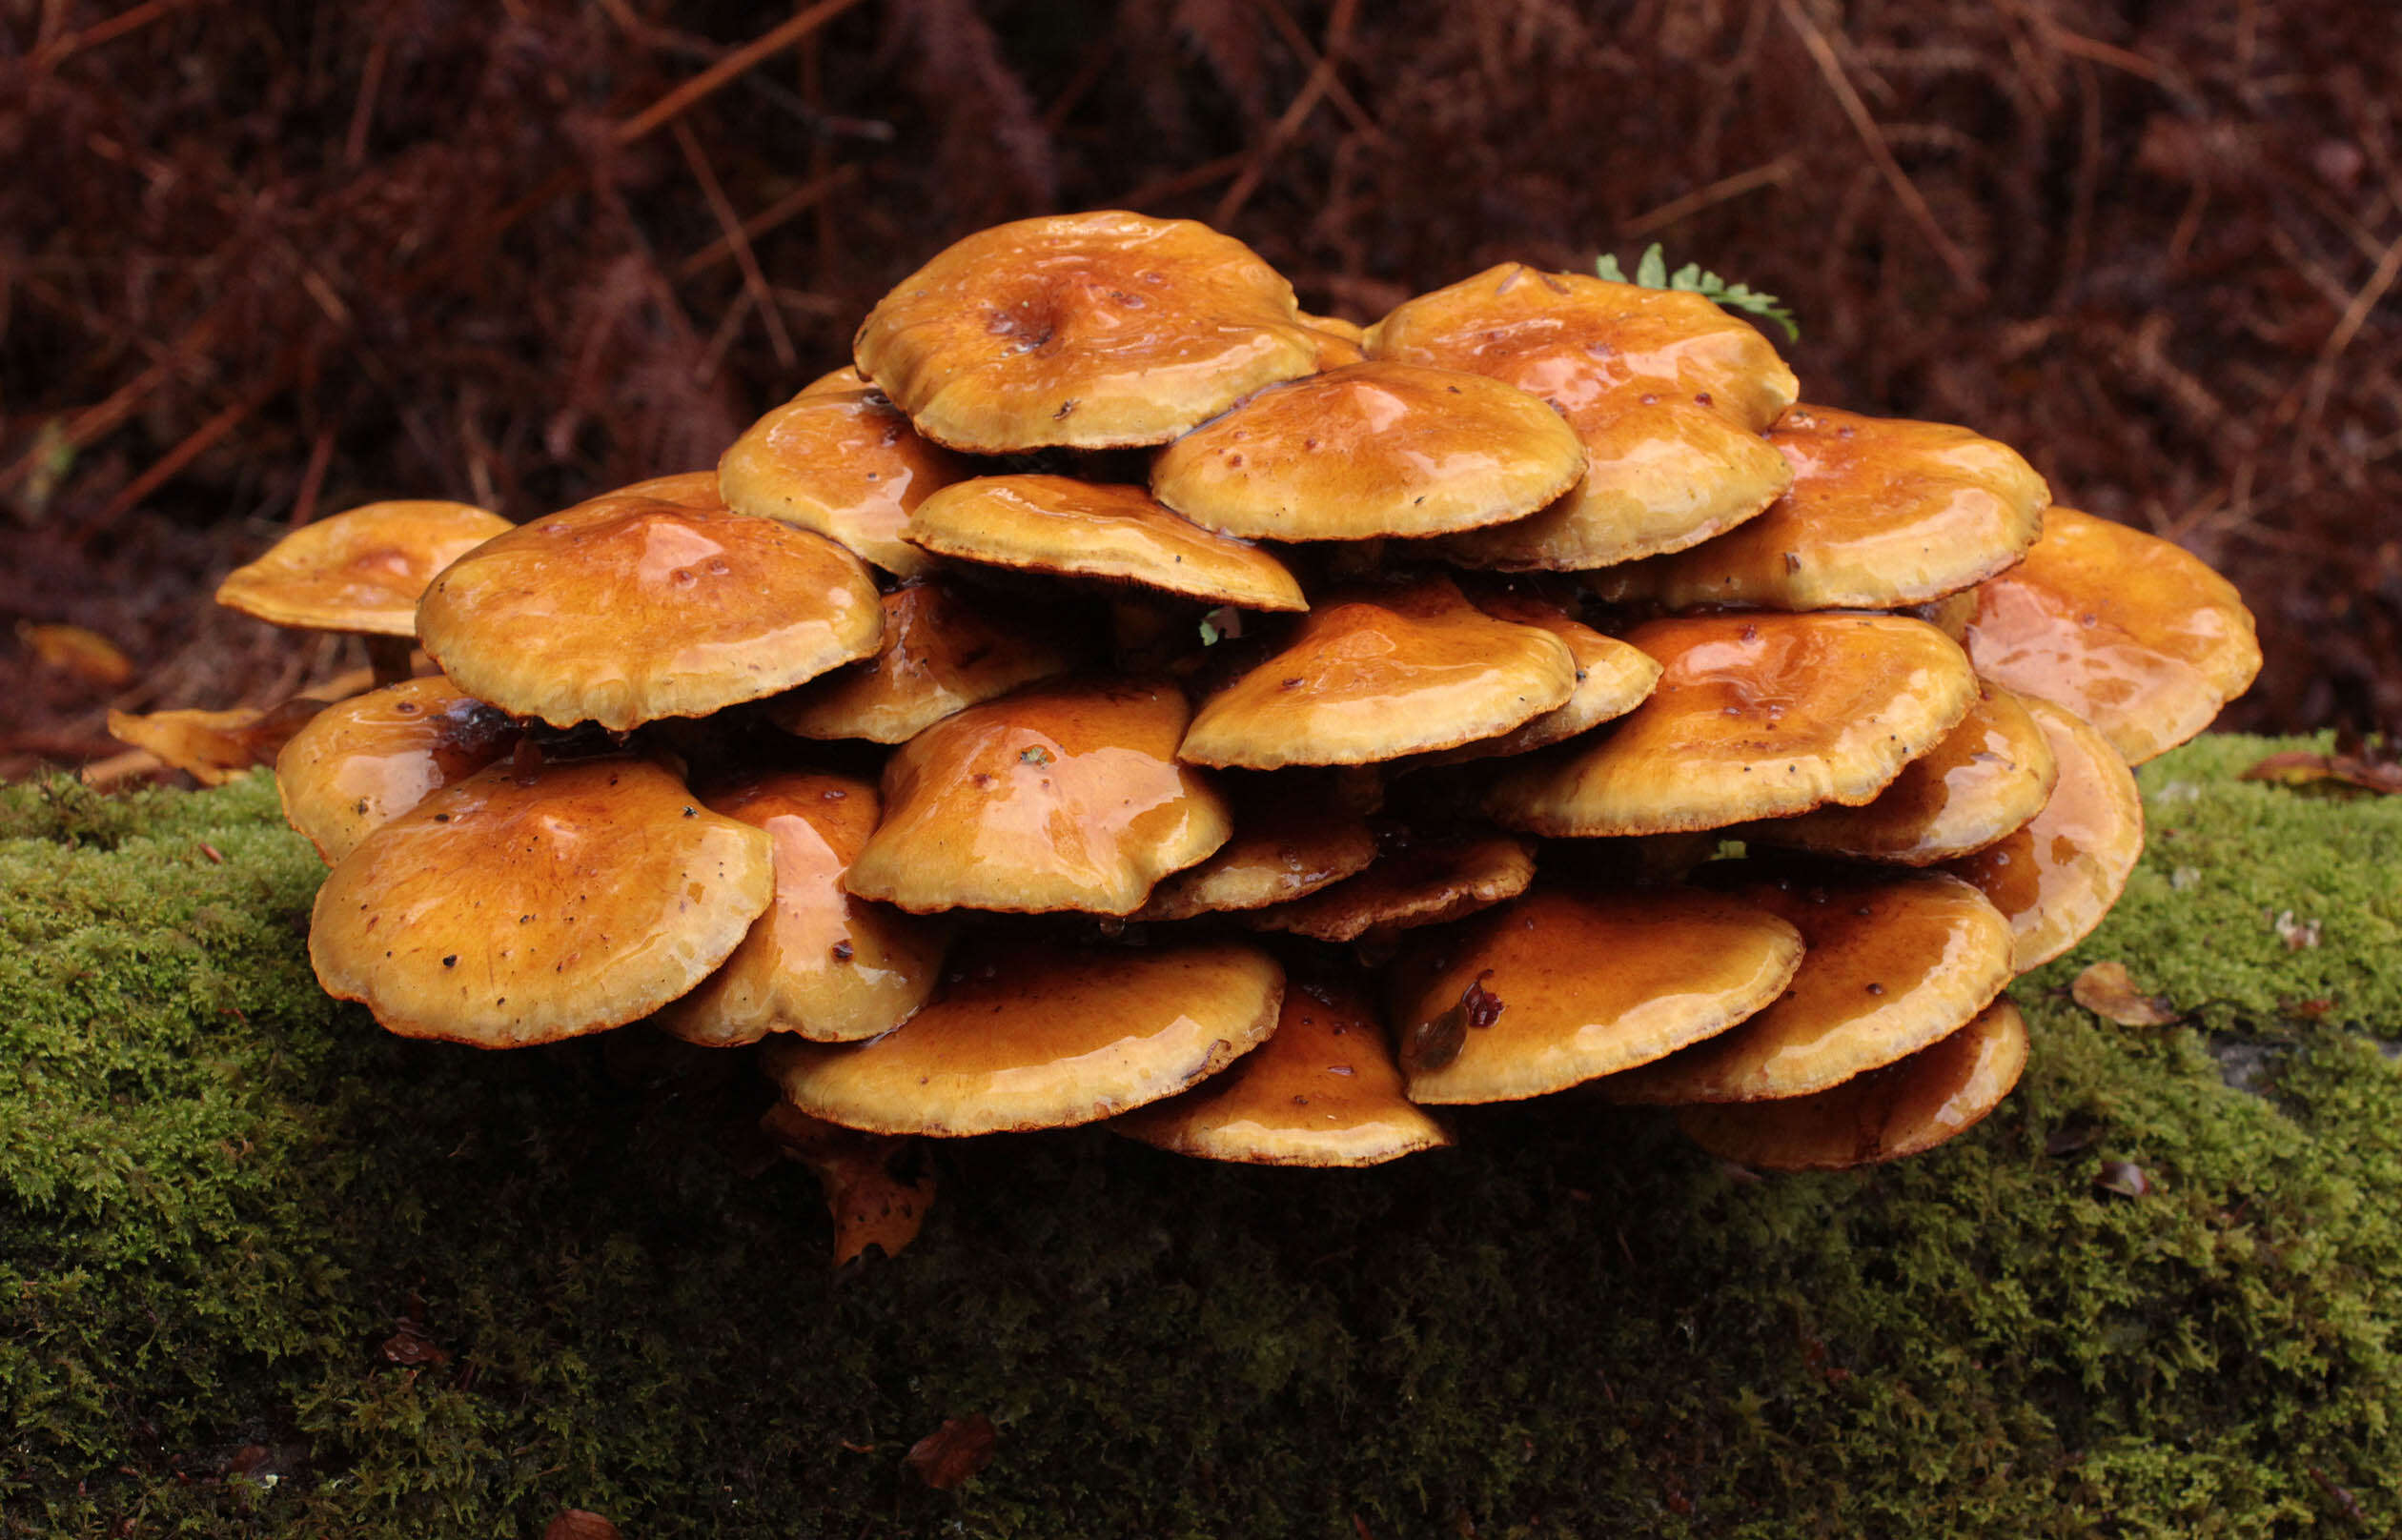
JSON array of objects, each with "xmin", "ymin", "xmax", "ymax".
[{"xmin": 216, "ymin": 211, "xmax": 2260, "ymax": 1190}]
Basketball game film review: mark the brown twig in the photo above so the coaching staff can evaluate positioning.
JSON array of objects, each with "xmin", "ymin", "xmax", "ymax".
[
  {"xmin": 672, "ymin": 122, "xmax": 797, "ymax": 369},
  {"xmin": 1246, "ymin": 0, "xmax": 1383, "ymax": 143},
  {"xmin": 29, "ymin": 0, "xmax": 215, "ymax": 71},
  {"xmin": 1213, "ymin": 0, "xmax": 1360, "ymax": 229},
  {"xmin": 1622, "ymin": 156, "xmax": 1800, "ymax": 239},
  {"xmin": 674, "ymin": 165, "xmax": 857, "ymax": 281},
  {"xmin": 1776, "ymin": 0, "xmax": 1986, "ymax": 298},
  {"xmin": 611, "ymin": 0, "xmax": 869, "ymax": 149}
]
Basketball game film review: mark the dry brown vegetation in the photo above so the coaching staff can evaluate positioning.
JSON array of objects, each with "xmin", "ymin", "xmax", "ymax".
[{"xmin": 4, "ymin": 0, "xmax": 2396, "ymax": 776}]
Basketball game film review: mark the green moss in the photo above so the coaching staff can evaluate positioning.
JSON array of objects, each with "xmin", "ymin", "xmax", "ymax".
[{"xmin": 3, "ymin": 737, "xmax": 2398, "ymax": 1537}]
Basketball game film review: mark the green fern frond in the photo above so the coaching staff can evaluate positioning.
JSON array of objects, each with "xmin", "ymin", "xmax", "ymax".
[{"xmin": 1597, "ymin": 243, "xmax": 1800, "ymax": 341}]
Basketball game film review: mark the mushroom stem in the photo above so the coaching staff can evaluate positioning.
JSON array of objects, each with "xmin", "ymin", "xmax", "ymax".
[{"xmin": 364, "ymin": 633, "xmax": 415, "ymax": 687}]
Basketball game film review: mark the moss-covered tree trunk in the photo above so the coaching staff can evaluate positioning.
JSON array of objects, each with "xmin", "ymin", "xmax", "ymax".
[{"xmin": 4, "ymin": 736, "xmax": 2399, "ymax": 1538}]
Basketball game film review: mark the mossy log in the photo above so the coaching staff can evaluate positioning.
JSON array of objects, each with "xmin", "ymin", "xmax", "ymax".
[{"xmin": 4, "ymin": 735, "xmax": 2399, "ymax": 1538}]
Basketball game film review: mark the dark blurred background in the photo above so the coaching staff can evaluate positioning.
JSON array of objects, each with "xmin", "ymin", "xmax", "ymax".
[{"xmin": 4, "ymin": 0, "xmax": 2397, "ymax": 777}]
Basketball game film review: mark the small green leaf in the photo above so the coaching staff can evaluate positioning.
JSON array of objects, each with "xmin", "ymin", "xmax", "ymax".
[
  {"xmin": 1636, "ymin": 244, "xmax": 1668, "ymax": 290},
  {"xmin": 1595, "ymin": 245, "xmax": 1799, "ymax": 341}
]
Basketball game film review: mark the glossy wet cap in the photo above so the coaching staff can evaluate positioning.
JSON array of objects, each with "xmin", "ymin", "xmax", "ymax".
[
  {"xmin": 1438, "ymin": 395, "xmax": 1794, "ymax": 572},
  {"xmin": 216, "ymin": 500, "xmax": 513, "ymax": 636},
  {"xmin": 1151, "ymin": 361, "xmax": 1585, "ymax": 540},
  {"xmin": 1386, "ymin": 886, "xmax": 1804, "ymax": 1104},
  {"xmin": 763, "ymin": 938, "xmax": 1285, "ymax": 1135},
  {"xmin": 844, "ymin": 677, "xmax": 1232, "ymax": 916},
  {"xmin": 766, "ymin": 578, "xmax": 1089, "ymax": 745},
  {"xmin": 1484, "ymin": 613, "xmax": 1978, "ymax": 836},
  {"xmin": 1131, "ymin": 784, "xmax": 1378, "ymax": 921},
  {"xmin": 1181, "ymin": 576, "xmax": 1579, "ymax": 768},
  {"xmin": 1598, "ymin": 405, "xmax": 2049, "ymax": 611},
  {"xmin": 417, "ymin": 493, "xmax": 884, "ymax": 730},
  {"xmin": 1963, "ymin": 506, "xmax": 2261, "ymax": 764},
  {"xmin": 1115, "ymin": 973, "xmax": 1451, "ymax": 1165},
  {"xmin": 274, "ymin": 676, "xmax": 521, "ymax": 863},
  {"xmin": 657, "ymin": 771, "xmax": 948, "ymax": 1046},
  {"xmin": 906, "ymin": 475, "xmax": 1306, "ymax": 612},
  {"xmin": 1368, "ymin": 262, "xmax": 1799, "ymax": 432},
  {"xmin": 1602, "ymin": 863, "xmax": 2015, "ymax": 1104},
  {"xmin": 1747, "ymin": 683, "xmax": 2059, "ymax": 865},
  {"xmin": 718, "ymin": 385, "xmax": 969, "ymax": 577},
  {"xmin": 309, "ymin": 756, "xmax": 775, "ymax": 1047},
  {"xmin": 1679, "ymin": 998, "xmax": 2029, "ymax": 1170},
  {"xmin": 1944, "ymin": 695, "xmax": 2145, "ymax": 971},
  {"xmin": 1246, "ymin": 832, "xmax": 1535, "ymax": 943},
  {"xmin": 1411, "ymin": 588, "xmax": 1661, "ymax": 765},
  {"xmin": 853, "ymin": 210, "xmax": 1323, "ymax": 452}
]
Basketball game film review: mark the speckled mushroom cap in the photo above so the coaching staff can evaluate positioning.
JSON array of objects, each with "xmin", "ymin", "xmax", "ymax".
[
  {"xmin": 1436, "ymin": 396, "xmax": 1796, "ymax": 572},
  {"xmin": 1944, "ymin": 695, "xmax": 2145, "ymax": 972},
  {"xmin": 1483, "ymin": 613, "xmax": 1979, "ymax": 837},
  {"xmin": 1592, "ymin": 405, "xmax": 2049, "ymax": 612},
  {"xmin": 1150, "ymin": 361, "xmax": 1586, "ymax": 540},
  {"xmin": 764, "ymin": 578, "xmax": 1089, "ymax": 745},
  {"xmin": 906, "ymin": 475, "xmax": 1307, "ymax": 612},
  {"xmin": 308, "ymin": 757, "xmax": 774, "ymax": 1047},
  {"xmin": 417, "ymin": 493, "xmax": 884, "ymax": 730},
  {"xmin": 216, "ymin": 500, "xmax": 512, "ymax": 636},
  {"xmin": 657, "ymin": 771, "xmax": 947, "ymax": 1046},
  {"xmin": 843, "ymin": 677, "xmax": 1232, "ymax": 916},
  {"xmin": 1115, "ymin": 973, "xmax": 1450, "ymax": 1166},
  {"xmin": 1386, "ymin": 885, "xmax": 1804, "ymax": 1104},
  {"xmin": 852, "ymin": 210, "xmax": 1323, "ymax": 452},
  {"xmin": 1412, "ymin": 589, "xmax": 1662, "ymax": 765},
  {"xmin": 1367, "ymin": 262, "xmax": 1798, "ymax": 431},
  {"xmin": 1962, "ymin": 506, "xmax": 2262, "ymax": 764},
  {"xmin": 1245, "ymin": 833, "xmax": 1536, "ymax": 944},
  {"xmin": 1602, "ymin": 864, "xmax": 2015, "ymax": 1104},
  {"xmin": 1746, "ymin": 683, "xmax": 2059, "ymax": 865},
  {"xmin": 1679, "ymin": 997, "xmax": 2028, "ymax": 1170},
  {"xmin": 718, "ymin": 384, "xmax": 969, "ymax": 577},
  {"xmin": 1180, "ymin": 576, "xmax": 1580, "ymax": 768},
  {"xmin": 274, "ymin": 676, "xmax": 521, "ymax": 864},
  {"xmin": 763, "ymin": 938, "xmax": 1285, "ymax": 1136},
  {"xmin": 1130, "ymin": 785, "xmax": 1378, "ymax": 922}
]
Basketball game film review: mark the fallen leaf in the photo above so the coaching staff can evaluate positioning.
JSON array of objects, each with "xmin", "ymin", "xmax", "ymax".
[
  {"xmin": 2094, "ymin": 1158, "xmax": 2151, "ymax": 1198},
  {"xmin": 106, "ymin": 699, "xmax": 326, "ymax": 785},
  {"xmin": 18, "ymin": 621, "xmax": 133, "ymax": 687},
  {"xmin": 542, "ymin": 1510, "xmax": 621, "ymax": 1540},
  {"xmin": 762, "ymin": 1104, "xmax": 937, "ymax": 1266},
  {"xmin": 2239, "ymin": 743, "xmax": 2402, "ymax": 795},
  {"xmin": 380, "ymin": 1324, "xmax": 450, "ymax": 1366},
  {"xmin": 905, "ymin": 1413, "xmax": 995, "ymax": 1490},
  {"xmin": 2071, "ymin": 962, "xmax": 2179, "ymax": 1026}
]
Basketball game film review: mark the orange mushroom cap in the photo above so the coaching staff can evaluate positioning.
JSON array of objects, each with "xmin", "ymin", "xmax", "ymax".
[
  {"xmin": 1244, "ymin": 832, "xmax": 1536, "ymax": 944},
  {"xmin": 853, "ymin": 210, "xmax": 1323, "ymax": 452},
  {"xmin": 1962, "ymin": 506, "xmax": 2261, "ymax": 764},
  {"xmin": 1130, "ymin": 783, "xmax": 1378, "ymax": 922},
  {"xmin": 718, "ymin": 385, "xmax": 970, "ymax": 577},
  {"xmin": 274, "ymin": 676, "xmax": 521, "ymax": 864},
  {"xmin": 216, "ymin": 500, "xmax": 512, "ymax": 637}
]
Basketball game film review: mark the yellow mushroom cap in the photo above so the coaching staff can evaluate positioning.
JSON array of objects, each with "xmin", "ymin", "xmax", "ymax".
[
  {"xmin": 1678, "ymin": 998, "xmax": 2029, "ymax": 1170},
  {"xmin": 1115, "ymin": 973, "xmax": 1451, "ymax": 1165},
  {"xmin": 1386, "ymin": 885, "xmax": 1805, "ymax": 1104},
  {"xmin": 1437, "ymin": 395, "xmax": 1795, "ymax": 572},
  {"xmin": 610, "ymin": 471, "xmax": 727, "ymax": 510},
  {"xmin": 906, "ymin": 475, "xmax": 1307, "ymax": 612},
  {"xmin": 763, "ymin": 938, "xmax": 1285, "ymax": 1135},
  {"xmin": 1130, "ymin": 784, "xmax": 1378, "ymax": 922},
  {"xmin": 308, "ymin": 756, "xmax": 774, "ymax": 1047},
  {"xmin": 1944, "ymin": 695, "xmax": 2145, "ymax": 972},
  {"xmin": 417, "ymin": 494, "xmax": 884, "ymax": 730},
  {"xmin": 1367, "ymin": 262, "xmax": 1798, "ymax": 431},
  {"xmin": 1746, "ymin": 683, "xmax": 2059, "ymax": 865},
  {"xmin": 1150, "ymin": 361, "xmax": 1586, "ymax": 540},
  {"xmin": 843, "ymin": 677, "xmax": 1232, "ymax": 916},
  {"xmin": 274, "ymin": 676, "xmax": 521, "ymax": 864},
  {"xmin": 215, "ymin": 500, "xmax": 512, "ymax": 637},
  {"xmin": 765, "ymin": 578, "xmax": 1089, "ymax": 745},
  {"xmin": 718, "ymin": 386, "xmax": 969, "ymax": 578},
  {"xmin": 657, "ymin": 771, "xmax": 948, "ymax": 1046},
  {"xmin": 1595, "ymin": 404, "xmax": 2050, "ymax": 611},
  {"xmin": 1602, "ymin": 864, "xmax": 2015, "ymax": 1104},
  {"xmin": 1962, "ymin": 506, "xmax": 2261, "ymax": 764},
  {"xmin": 853, "ymin": 210, "xmax": 1322, "ymax": 452},
  {"xmin": 1245, "ymin": 833, "xmax": 1536, "ymax": 944},
  {"xmin": 1483, "ymin": 612, "xmax": 1978, "ymax": 837},
  {"xmin": 1180, "ymin": 576, "xmax": 1580, "ymax": 769},
  {"xmin": 1411, "ymin": 588, "xmax": 1662, "ymax": 765}
]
